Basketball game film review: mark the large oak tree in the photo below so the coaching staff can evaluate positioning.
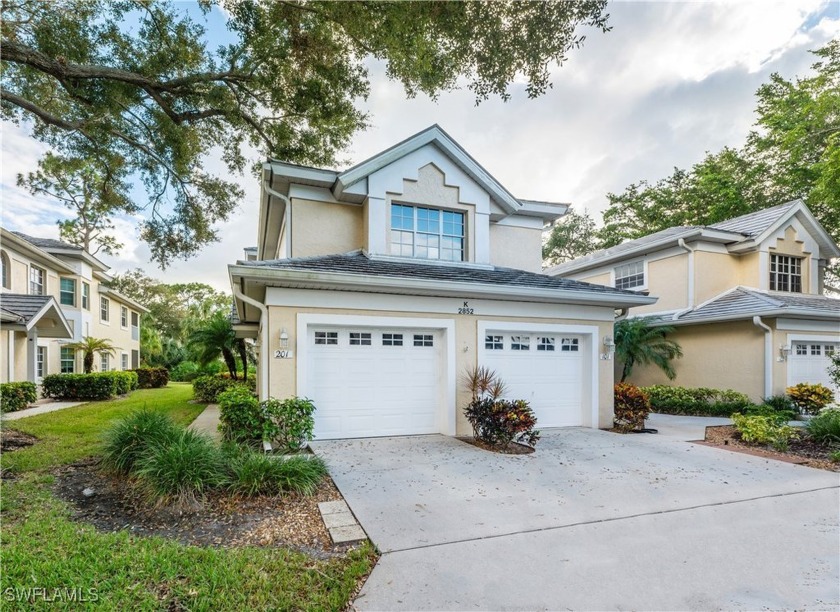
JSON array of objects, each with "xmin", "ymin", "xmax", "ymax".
[{"xmin": 1, "ymin": 0, "xmax": 610, "ymax": 265}]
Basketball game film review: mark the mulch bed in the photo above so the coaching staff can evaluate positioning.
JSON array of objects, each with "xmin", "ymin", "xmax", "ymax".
[
  {"xmin": 1, "ymin": 428, "xmax": 38, "ymax": 452},
  {"xmin": 456, "ymin": 437, "xmax": 534, "ymax": 454},
  {"xmin": 702, "ymin": 425, "xmax": 839, "ymax": 472},
  {"xmin": 52, "ymin": 458, "xmax": 360, "ymax": 558}
]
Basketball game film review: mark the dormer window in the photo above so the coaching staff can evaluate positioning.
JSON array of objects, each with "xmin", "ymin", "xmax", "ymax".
[
  {"xmin": 390, "ymin": 204, "xmax": 465, "ymax": 262},
  {"xmin": 770, "ymin": 254, "xmax": 802, "ymax": 293},
  {"xmin": 614, "ymin": 261, "xmax": 645, "ymax": 291}
]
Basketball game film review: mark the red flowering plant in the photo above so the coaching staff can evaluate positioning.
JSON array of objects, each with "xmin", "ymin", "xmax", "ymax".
[{"xmin": 462, "ymin": 366, "xmax": 540, "ymax": 448}]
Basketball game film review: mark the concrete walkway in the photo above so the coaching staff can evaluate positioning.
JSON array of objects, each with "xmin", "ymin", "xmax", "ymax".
[
  {"xmin": 2, "ymin": 400, "xmax": 85, "ymax": 421},
  {"xmin": 313, "ymin": 428, "xmax": 840, "ymax": 610},
  {"xmin": 646, "ymin": 412, "xmax": 733, "ymax": 440},
  {"xmin": 188, "ymin": 404, "xmax": 221, "ymax": 441}
]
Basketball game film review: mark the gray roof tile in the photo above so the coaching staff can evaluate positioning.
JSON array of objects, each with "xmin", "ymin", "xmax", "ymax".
[
  {"xmin": 12, "ymin": 232, "xmax": 82, "ymax": 251},
  {"xmin": 707, "ymin": 201, "xmax": 799, "ymax": 236},
  {"xmin": 0, "ymin": 293, "xmax": 53, "ymax": 323},
  {"xmin": 241, "ymin": 251, "xmax": 639, "ymax": 297},
  {"xmin": 676, "ymin": 287, "xmax": 840, "ymax": 323}
]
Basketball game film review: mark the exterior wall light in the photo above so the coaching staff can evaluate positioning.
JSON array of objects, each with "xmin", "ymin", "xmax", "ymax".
[
  {"xmin": 280, "ymin": 328, "xmax": 289, "ymax": 349},
  {"xmin": 602, "ymin": 336, "xmax": 616, "ymax": 360},
  {"xmin": 779, "ymin": 344, "xmax": 791, "ymax": 361}
]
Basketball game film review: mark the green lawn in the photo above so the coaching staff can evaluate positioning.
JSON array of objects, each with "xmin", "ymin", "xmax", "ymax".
[{"xmin": 0, "ymin": 383, "xmax": 375, "ymax": 610}]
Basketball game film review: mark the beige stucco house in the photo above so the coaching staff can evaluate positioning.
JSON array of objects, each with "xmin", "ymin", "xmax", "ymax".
[
  {"xmin": 230, "ymin": 125, "xmax": 655, "ymax": 439},
  {"xmin": 1, "ymin": 229, "xmax": 146, "ymax": 384},
  {"xmin": 548, "ymin": 201, "xmax": 840, "ymax": 400}
]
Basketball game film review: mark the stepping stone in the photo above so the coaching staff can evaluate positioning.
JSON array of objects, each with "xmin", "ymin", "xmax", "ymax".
[
  {"xmin": 329, "ymin": 524, "xmax": 367, "ymax": 544},
  {"xmin": 322, "ymin": 512, "xmax": 358, "ymax": 529},
  {"xmin": 318, "ymin": 500, "xmax": 350, "ymax": 515}
]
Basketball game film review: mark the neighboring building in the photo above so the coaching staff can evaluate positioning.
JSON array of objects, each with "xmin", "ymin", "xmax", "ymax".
[
  {"xmin": 0, "ymin": 229, "xmax": 147, "ymax": 384},
  {"xmin": 548, "ymin": 201, "xmax": 840, "ymax": 400},
  {"xmin": 230, "ymin": 125, "xmax": 654, "ymax": 440}
]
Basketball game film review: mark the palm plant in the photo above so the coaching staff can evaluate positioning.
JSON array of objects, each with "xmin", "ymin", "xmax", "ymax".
[
  {"xmin": 64, "ymin": 336, "xmax": 117, "ymax": 373},
  {"xmin": 188, "ymin": 312, "xmax": 239, "ymax": 379},
  {"xmin": 614, "ymin": 317, "xmax": 683, "ymax": 383}
]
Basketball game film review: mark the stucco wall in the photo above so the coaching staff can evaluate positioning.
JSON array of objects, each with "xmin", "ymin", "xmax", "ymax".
[
  {"xmin": 290, "ymin": 198, "xmax": 365, "ymax": 257},
  {"xmin": 694, "ymin": 250, "xmax": 740, "ymax": 305},
  {"xmin": 489, "ymin": 224, "xmax": 543, "ymax": 272},
  {"xmin": 636, "ymin": 255, "xmax": 688, "ymax": 314},
  {"xmin": 264, "ymin": 303, "xmax": 616, "ymax": 434},
  {"xmin": 627, "ymin": 320, "xmax": 767, "ymax": 401}
]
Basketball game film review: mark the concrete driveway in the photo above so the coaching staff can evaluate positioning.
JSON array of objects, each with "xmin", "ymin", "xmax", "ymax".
[{"xmin": 312, "ymin": 427, "xmax": 839, "ymax": 610}]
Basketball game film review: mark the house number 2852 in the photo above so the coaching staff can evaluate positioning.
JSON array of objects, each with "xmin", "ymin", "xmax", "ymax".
[{"xmin": 458, "ymin": 301, "xmax": 474, "ymax": 315}]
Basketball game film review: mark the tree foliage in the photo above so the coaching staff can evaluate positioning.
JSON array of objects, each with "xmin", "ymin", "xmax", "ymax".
[
  {"xmin": 64, "ymin": 336, "xmax": 117, "ymax": 374},
  {"xmin": 614, "ymin": 317, "xmax": 683, "ymax": 383},
  {"xmin": 597, "ymin": 40, "xmax": 840, "ymax": 286},
  {"xmin": 187, "ymin": 312, "xmax": 241, "ymax": 379},
  {"xmin": 542, "ymin": 209, "xmax": 599, "ymax": 266},
  {"xmin": 1, "ymin": 0, "xmax": 609, "ymax": 266}
]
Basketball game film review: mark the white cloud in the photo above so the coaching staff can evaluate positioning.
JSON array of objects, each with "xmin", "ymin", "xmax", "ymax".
[{"xmin": 1, "ymin": 1, "xmax": 837, "ymax": 291}]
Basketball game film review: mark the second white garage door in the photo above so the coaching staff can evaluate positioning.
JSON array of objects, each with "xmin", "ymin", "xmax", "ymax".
[
  {"xmin": 306, "ymin": 326, "xmax": 444, "ymax": 439},
  {"xmin": 788, "ymin": 341, "xmax": 839, "ymax": 399},
  {"xmin": 482, "ymin": 332, "xmax": 585, "ymax": 427}
]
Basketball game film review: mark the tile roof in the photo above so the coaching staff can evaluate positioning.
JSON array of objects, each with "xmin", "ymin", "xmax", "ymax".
[
  {"xmin": 12, "ymin": 232, "xmax": 82, "ymax": 251},
  {"xmin": 707, "ymin": 201, "xmax": 799, "ymax": 237},
  {"xmin": 0, "ymin": 294, "xmax": 53, "ymax": 323},
  {"xmin": 675, "ymin": 287, "xmax": 840, "ymax": 323},
  {"xmin": 240, "ymin": 250, "xmax": 640, "ymax": 297}
]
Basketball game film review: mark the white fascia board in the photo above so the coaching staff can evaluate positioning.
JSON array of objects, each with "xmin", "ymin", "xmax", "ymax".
[
  {"xmin": 335, "ymin": 125, "xmax": 521, "ymax": 214},
  {"xmin": 26, "ymin": 297, "xmax": 73, "ymax": 338},
  {"xmin": 0, "ymin": 230, "xmax": 75, "ymax": 274},
  {"xmin": 750, "ymin": 200, "xmax": 840, "ymax": 259},
  {"xmin": 493, "ymin": 216, "xmax": 546, "ymax": 230},
  {"xmin": 515, "ymin": 200, "xmax": 569, "ymax": 222},
  {"xmin": 777, "ymin": 318, "xmax": 840, "ymax": 333},
  {"xmin": 229, "ymin": 264, "xmax": 657, "ymax": 308},
  {"xmin": 667, "ymin": 309, "xmax": 840, "ymax": 327},
  {"xmin": 98, "ymin": 287, "xmax": 149, "ymax": 313},
  {"xmin": 265, "ymin": 161, "xmax": 337, "ymax": 187}
]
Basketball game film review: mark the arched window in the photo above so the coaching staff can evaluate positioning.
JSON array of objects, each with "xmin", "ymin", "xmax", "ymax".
[{"xmin": 1, "ymin": 251, "xmax": 9, "ymax": 289}]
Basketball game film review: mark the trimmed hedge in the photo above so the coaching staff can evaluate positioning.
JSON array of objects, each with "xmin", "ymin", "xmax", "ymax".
[
  {"xmin": 42, "ymin": 371, "xmax": 139, "ymax": 401},
  {"xmin": 192, "ymin": 374, "xmax": 256, "ymax": 403},
  {"xmin": 1, "ymin": 382, "xmax": 38, "ymax": 412},
  {"xmin": 642, "ymin": 385, "xmax": 753, "ymax": 416},
  {"xmin": 134, "ymin": 367, "xmax": 170, "ymax": 389}
]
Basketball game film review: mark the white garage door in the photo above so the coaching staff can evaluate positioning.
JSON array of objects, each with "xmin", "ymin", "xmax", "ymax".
[
  {"xmin": 789, "ymin": 341, "xmax": 838, "ymax": 397},
  {"xmin": 482, "ymin": 332, "xmax": 584, "ymax": 427},
  {"xmin": 306, "ymin": 326, "xmax": 443, "ymax": 439}
]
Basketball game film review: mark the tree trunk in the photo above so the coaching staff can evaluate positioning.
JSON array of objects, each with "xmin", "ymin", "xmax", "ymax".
[
  {"xmin": 221, "ymin": 348, "xmax": 237, "ymax": 379},
  {"xmin": 84, "ymin": 351, "xmax": 94, "ymax": 374},
  {"xmin": 237, "ymin": 339, "xmax": 248, "ymax": 381},
  {"xmin": 620, "ymin": 359, "xmax": 632, "ymax": 383}
]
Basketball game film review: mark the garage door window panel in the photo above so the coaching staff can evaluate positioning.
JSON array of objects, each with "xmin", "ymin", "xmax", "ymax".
[
  {"xmin": 383, "ymin": 333, "xmax": 403, "ymax": 347},
  {"xmin": 413, "ymin": 334, "xmax": 434, "ymax": 347},
  {"xmin": 537, "ymin": 337, "xmax": 555, "ymax": 352},
  {"xmin": 349, "ymin": 332, "xmax": 372, "ymax": 346},
  {"xmin": 511, "ymin": 336, "xmax": 530, "ymax": 351},
  {"xmin": 485, "ymin": 335, "xmax": 503, "ymax": 350},
  {"xmin": 561, "ymin": 338, "xmax": 580, "ymax": 352},
  {"xmin": 315, "ymin": 331, "xmax": 338, "ymax": 345}
]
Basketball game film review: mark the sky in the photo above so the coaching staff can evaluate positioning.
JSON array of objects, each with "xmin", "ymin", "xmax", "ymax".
[{"xmin": 1, "ymin": 0, "xmax": 838, "ymax": 292}]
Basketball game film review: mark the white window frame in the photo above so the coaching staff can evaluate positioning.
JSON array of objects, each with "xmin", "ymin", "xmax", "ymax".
[
  {"xmin": 36, "ymin": 345, "xmax": 46, "ymax": 378},
  {"xmin": 511, "ymin": 335, "xmax": 531, "ymax": 351},
  {"xmin": 101, "ymin": 352, "xmax": 110, "ymax": 372},
  {"xmin": 121, "ymin": 353, "xmax": 129, "ymax": 370},
  {"xmin": 29, "ymin": 265, "xmax": 44, "ymax": 295},
  {"xmin": 60, "ymin": 347, "xmax": 75, "ymax": 373},
  {"xmin": 537, "ymin": 337, "xmax": 556, "ymax": 352},
  {"xmin": 121, "ymin": 305, "xmax": 129, "ymax": 329},
  {"xmin": 59, "ymin": 277, "xmax": 76, "ymax": 306},
  {"xmin": 314, "ymin": 331, "xmax": 338, "ymax": 345},
  {"xmin": 100, "ymin": 296, "xmax": 110, "ymax": 323},
  {"xmin": 484, "ymin": 335, "xmax": 504, "ymax": 350},
  {"xmin": 613, "ymin": 260, "xmax": 646, "ymax": 291},
  {"xmin": 769, "ymin": 254, "xmax": 803, "ymax": 293},
  {"xmin": 1, "ymin": 250, "xmax": 9, "ymax": 289},
  {"xmin": 349, "ymin": 332, "xmax": 372, "ymax": 346},
  {"xmin": 389, "ymin": 203, "xmax": 466, "ymax": 262},
  {"xmin": 82, "ymin": 282, "xmax": 90, "ymax": 310}
]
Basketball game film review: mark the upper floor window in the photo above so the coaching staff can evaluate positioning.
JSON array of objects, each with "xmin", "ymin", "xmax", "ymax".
[
  {"xmin": 390, "ymin": 204, "xmax": 465, "ymax": 262},
  {"xmin": 29, "ymin": 266, "xmax": 44, "ymax": 295},
  {"xmin": 82, "ymin": 282, "xmax": 90, "ymax": 310},
  {"xmin": 100, "ymin": 296, "xmax": 110, "ymax": 322},
  {"xmin": 615, "ymin": 261, "xmax": 645, "ymax": 291},
  {"xmin": 769, "ymin": 254, "xmax": 802, "ymax": 293},
  {"xmin": 1, "ymin": 251, "xmax": 9, "ymax": 289},
  {"xmin": 60, "ymin": 278, "xmax": 76, "ymax": 306},
  {"xmin": 121, "ymin": 306, "xmax": 129, "ymax": 328}
]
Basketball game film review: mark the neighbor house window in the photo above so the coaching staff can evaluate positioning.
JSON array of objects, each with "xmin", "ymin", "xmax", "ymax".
[
  {"xmin": 82, "ymin": 282, "xmax": 90, "ymax": 309},
  {"xmin": 1, "ymin": 251, "xmax": 9, "ymax": 289},
  {"xmin": 36, "ymin": 346, "xmax": 46, "ymax": 378},
  {"xmin": 770, "ymin": 254, "xmax": 802, "ymax": 293},
  {"xmin": 485, "ymin": 335, "xmax": 504, "ymax": 350},
  {"xmin": 29, "ymin": 266, "xmax": 44, "ymax": 295},
  {"xmin": 101, "ymin": 353, "xmax": 110, "ymax": 372},
  {"xmin": 121, "ymin": 305, "xmax": 128, "ymax": 328},
  {"xmin": 60, "ymin": 347, "xmax": 75, "ymax": 373},
  {"xmin": 100, "ymin": 296, "xmax": 110, "ymax": 322},
  {"xmin": 121, "ymin": 353, "xmax": 129, "ymax": 370},
  {"xmin": 511, "ymin": 336, "xmax": 530, "ymax": 351},
  {"xmin": 615, "ymin": 261, "xmax": 645, "ymax": 290},
  {"xmin": 390, "ymin": 204, "xmax": 465, "ymax": 261},
  {"xmin": 60, "ymin": 277, "xmax": 76, "ymax": 306}
]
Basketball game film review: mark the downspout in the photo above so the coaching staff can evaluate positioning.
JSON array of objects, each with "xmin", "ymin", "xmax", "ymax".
[
  {"xmin": 233, "ymin": 287, "xmax": 269, "ymax": 401},
  {"xmin": 264, "ymin": 178, "xmax": 291, "ymax": 260},
  {"xmin": 752, "ymin": 316, "xmax": 773, "ymax": 398},
  {"xmin": 673, "ymin": 238, "xmax": 696, "ymax": 320}
]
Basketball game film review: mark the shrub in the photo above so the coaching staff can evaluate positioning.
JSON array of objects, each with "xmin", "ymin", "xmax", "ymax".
[
  {"xmin": 744, "ymin": 403, "xmax": 795, "ymax": 425},
  {"xmin": 42, "ymin": 371, "xmax": 138, "ymax": 401},
  {"xmin": 786, "ymin": 383, "xmax": 835, "ymax": 415},
  {"xmin": 224, "ymin": 446, "xmax": 327, "ymax": 497},
  {"xmin": 643, "ymin": 385, "xmax": 753, "ymax": 416},
  {"xmin": 134, "ymin": 428, "xmax": 227, "ymax": 508},
  {"xmin": 731, "ymin": 413, "xmax": 799, "ymax": 452},
  {"xmin": 462, "ymin": 366, "xmax": 540, "ymax": 447},
  {"xmin": 830, "ymin": 450, "xmax": 840, "ymax": 463},
  {"xmin": 0, "ymin": 382, "xmax": 38, "ymax": 412},
  {"xmin": 262, "ymin": 397, "xmax": 316, "ymax": 453},
  {"xmin": 218, "ymin": 386, "xmax": 264, "ymax": 443},
  {"xmin": 134, "ymin": 367, "xmax": 169, "ymax": 389},
  {"xmin": 613, "ymin": 383, "xmax": 651, "ymax": 433},
  {"xmin": 101, "ymin": 409, "xmax": 180, "ymax": 474},
  {"xmin": 805, "ymin": 409, "xmax": 840, "ymax": 445},
  {"xmin": 170, "ymin": 361, "xmax": 200, "ymax": 382},
  {"xmin": 829, "ymin": 353, "xmax": 840, "ymax": 389},
  {"xmin": 192, "ymin": 374, "xmax": 255, "ymax": 403},
  {"xmin": 762, "ymin": 394, "xmax": 796, "ymax": 414}
]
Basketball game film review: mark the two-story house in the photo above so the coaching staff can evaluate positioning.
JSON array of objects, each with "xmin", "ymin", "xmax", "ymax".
[
  {"xmin": 1, "ymin": 228, "xmax": 147, "ymax": 386},
  {"xmin": 229, "ymin": 125, "xmax": 655, "ymax": 440},
  {"xmin": 548, "ymin": 201, "xmax": 840, "ymax": 400}
]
